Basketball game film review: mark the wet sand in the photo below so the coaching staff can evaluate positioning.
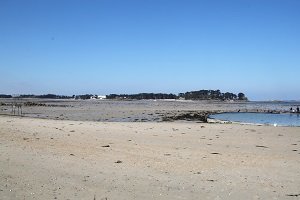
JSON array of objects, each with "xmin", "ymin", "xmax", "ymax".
[
  {"xmin": 0, "ymin": 99, "xmax": 296, "ymax": 122},
  {"xmin": 1, "ymin": 115, "xmax": 300, "ymax": 199}
]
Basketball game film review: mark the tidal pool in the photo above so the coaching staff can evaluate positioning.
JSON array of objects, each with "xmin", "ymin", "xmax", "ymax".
[{"xmin": 209, "ymin": 112, "xmax": 300, "ymax": 126}]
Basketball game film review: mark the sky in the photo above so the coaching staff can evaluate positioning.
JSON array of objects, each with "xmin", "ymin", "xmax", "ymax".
[{"xmin": 0, "ymin": 0, "xmax": 299, "ymax": 100}]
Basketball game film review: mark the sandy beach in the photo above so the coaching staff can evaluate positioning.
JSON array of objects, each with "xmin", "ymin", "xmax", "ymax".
[{"xmin": 1, "ymin": 114, "xmax": 300, "ymax": 200}]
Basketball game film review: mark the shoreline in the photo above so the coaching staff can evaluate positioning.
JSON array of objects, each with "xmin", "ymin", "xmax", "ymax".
[
  {"xmin": 207, "ymin": 112, "xmax": 300, "ymax": 127},
  {"xmin": 2, "ymin": 108, "xmax": 300, "ymax": 127}
]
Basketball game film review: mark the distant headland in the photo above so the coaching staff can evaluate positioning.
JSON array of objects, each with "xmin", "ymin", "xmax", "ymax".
[{"xmin": 0, "ymin": 90, "xmax": 248, "ymax": 101}]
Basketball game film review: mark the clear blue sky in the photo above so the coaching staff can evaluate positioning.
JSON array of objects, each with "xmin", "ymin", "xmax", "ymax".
[{"xmin": 0, "ymin": 0, "xmax": 299, "ymax": 100}]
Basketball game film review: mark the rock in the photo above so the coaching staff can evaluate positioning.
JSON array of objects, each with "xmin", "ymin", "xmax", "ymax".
[
  {"xmin": 162, "ymin": 111, "xmax": 211, "ymax": 122},
  {"xmin": 256, "ymin": 145, "xmax": 269, "ymax": 148}
]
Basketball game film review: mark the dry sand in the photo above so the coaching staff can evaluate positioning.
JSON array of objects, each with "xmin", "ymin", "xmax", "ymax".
[{"xmin": 1, "ymin": 115, "xmax": 300, "ymax": 200}]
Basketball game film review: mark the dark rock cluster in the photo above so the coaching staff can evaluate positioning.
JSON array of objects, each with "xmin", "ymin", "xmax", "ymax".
[{"xmin": 162, "ymin": 111, "xmax": 212, "ymax": 122}]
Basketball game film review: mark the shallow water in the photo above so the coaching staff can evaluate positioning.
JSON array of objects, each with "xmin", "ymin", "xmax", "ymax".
[{"xmin": 209, "ymin": 112, "xmax": 300, "ymax": 126}]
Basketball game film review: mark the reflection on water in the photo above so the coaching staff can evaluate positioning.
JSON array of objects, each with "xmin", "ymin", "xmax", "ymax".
[{"xmin": 209, "ymin": 112, "xmax": 300, "ymax": 126}]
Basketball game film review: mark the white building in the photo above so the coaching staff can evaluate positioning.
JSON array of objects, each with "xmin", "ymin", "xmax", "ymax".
[
  {"xmin": 90, "ymin": 95, "xmax": 106, "ymax": 100},
  {"xmin": 97, "ymin": 95, "xmax": 106, "ymax": 100}
]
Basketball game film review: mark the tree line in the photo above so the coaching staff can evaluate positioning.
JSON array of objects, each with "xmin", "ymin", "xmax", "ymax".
[
  {"xmin": 19, "ymin": 94, "xmax": 75, "ymax": 99},
  {"xmin": 0, "ymin": 94, "xmax": 74, "ymax": 99},
  {"xmin": 106, "ymin": 93, "xmax": 177, "ymax": 100},
  {"xmin": 179, "ymin": 90, "xmax": 247, "ymax": 100},
  {"xmin": 0, "ymin": 94, "xmax": 13, "ymax": 98},
  {"xmin": 0, "ymin": 94, "xmax": 96, "ymax": 100},
  {"xmin": 0, "ymin": 90, "xmax": 248, "ymax": 101},
  {"xmin": 107, "ymin": 90, "xmax": 247, "ymax": 101}
]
